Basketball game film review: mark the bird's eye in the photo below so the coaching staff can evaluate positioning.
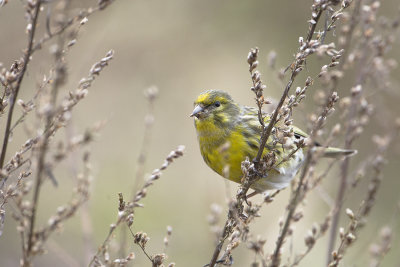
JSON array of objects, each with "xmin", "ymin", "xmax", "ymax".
[{"xmin": 214, "ymin": 101, "xmax": 221, "ymax": 107}]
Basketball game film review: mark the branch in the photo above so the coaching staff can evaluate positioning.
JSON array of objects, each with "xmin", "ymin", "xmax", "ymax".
[
  {"xmin": 207, "ymin": 214, "xmax": 235, "ymax": 267},
  {"xmin": 0, "ymin": 1, "xmax": 42, "ymax": 170},
  {"xmin": 254, "ymin": 9, "xmax": 323, "ymax": 165},
  {"xmin": 89, "ymin": 146, "xmax": 185, "ymax": 266},
  {"xmin": 270, "ymin": 91, "xmax": 339, "ymax": 266},
  {"xmin": 26, "ymin": 1, "xmax": 69, "ymax": 261},
  {"xmin": 326, "ymin": 1, "xmax": 365, "ymax": 259},
  {"xmin": 207, "ymin": 5, "xmax": 328, "ymax": 267},
  {"xmin": 31, "ymin": 1, "xmax": 116, "ymax": 53}
]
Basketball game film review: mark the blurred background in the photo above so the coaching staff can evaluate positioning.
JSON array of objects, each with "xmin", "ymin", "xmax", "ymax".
[{"xmin": 0, "ymin": 0, "xmax": 399, "ymax": 266}]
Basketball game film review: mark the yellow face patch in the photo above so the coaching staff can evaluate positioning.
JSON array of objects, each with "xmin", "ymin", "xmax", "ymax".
[{"xmin": 195, "ymin": 92, "xmax": 211, "ymax": 105}]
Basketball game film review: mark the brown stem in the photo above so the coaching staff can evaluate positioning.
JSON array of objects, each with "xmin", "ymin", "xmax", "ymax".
[
  {"xmin": 26, "ymin": 1, "xmax": 69, "ymax": 260},
  {"xmin": 270, "ymin": 150, "xmax": 312, "ymax": 267},
  {"xmin": 127, "ymin": 226, "xmax": 154, "ymax": 264},
  {"xmin": 270, "ymin": 85, "xmax": 338, "ymax": 265},
  {"xmin": 207, "ymin": 7, "xmax": 325, "ymax": 267},
  {"xmin": 119, "ymin": 91, "xmax": 155, "ymax": 258},
  {"xmin": 25, "ymin": 136, "xmax": 48, "ymax": 260},
  {"xmin": 326, "ymin": 1, "xmax": 363, "ymax": 260},
  {"xmin": 208, "ymin": 218, "xmax": 232, "ymax": 267},
  {"xmin": 254, "ymin": 9, "xmax": 322, "ymax": 165},
  {"xmin": 254, "ymin": 75, "xmax": 295, "ymax": 164},
  {"xmin": 306, "ymin": 10, "xmax": 323, "ymax": 42},
  {"xmin": 0, "ymin": 1, "xmax": 42, "ymax": 171},
  {"xmin": 31, "ymin": 5, "xmax": 102, "ymax": 53}
]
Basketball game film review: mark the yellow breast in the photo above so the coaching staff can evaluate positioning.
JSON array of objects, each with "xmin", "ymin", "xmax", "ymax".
[{"xmin": 195, "ymin": 118, "xmax": 256, "ymax": 183}]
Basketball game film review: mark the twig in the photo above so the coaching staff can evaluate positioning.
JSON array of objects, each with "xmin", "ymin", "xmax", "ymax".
[
  {"xmin": 326, "ymin": 1, "xmax": 364, "ymax": 258},
  {"xmin": 31, "ymin": 1, "xmax": 116, "ymax": 53},
  {"xmin": 25, "ymin": 2, "xmax": 68, "ymax": 261},
  {"xmin": 127, "ymin": 226, "xmax": 153, "ymax": 263},
  {"xmin": 306, "ymin": 9, "xmax": 323, "ymax": 42},
  {"xmin": 88, "ymin": 145, "xmax": 184, "ymax": 266},
  {"xmin": 270, "ymin": 151, "xmax": 313, "ymax": 267},
  {"xmin": 0, "ymin": 1, "xmax": 42, "ymax": 171},
  {"xmin": 207, "ymin": 6, "xmax": 328, "ymax": 267},
  {"xmin": 207, "ymin": 217, "xmax": 234, "ymax": 267},
  {"xmin": 270, "ymin": 91, "xmax": 339, "ymax": 266},
  {"xmin": 254, "ymin": 72, "xmax": 295, "ymax": 164},
  {"xmin": 291, "ymin": 212, "xmax": 332, "ymax": 266},
  {"xmin": 254, "ymin": 9, "xmax": 323, "ymax": 165},
  {"xmin": 119, "ymin": 86, "xmax": 158, "ymax": 258},
  {"xmin": 131, "ymin": 86, "xmax": 158, "ymax": 198}
]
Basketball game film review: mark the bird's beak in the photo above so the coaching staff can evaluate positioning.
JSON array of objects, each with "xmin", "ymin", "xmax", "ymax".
[{"xmin": 190, "ymin": 105, "xmax": 204, "ymax": 118}]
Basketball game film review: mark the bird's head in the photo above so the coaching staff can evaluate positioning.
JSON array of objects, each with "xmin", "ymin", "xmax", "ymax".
[{"xmin": 190, "ymin": 90, "xmax": 239, "ymax": 127}]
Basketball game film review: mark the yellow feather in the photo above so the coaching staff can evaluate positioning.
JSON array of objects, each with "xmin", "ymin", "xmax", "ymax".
[{"xmin": 195, "ymin": 92, "xmax": 211, "ymax": 104}]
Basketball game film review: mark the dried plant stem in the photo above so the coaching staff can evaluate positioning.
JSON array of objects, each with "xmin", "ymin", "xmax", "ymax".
[
  {"xmin": 26, "ymin": 7, "xmax": 68, "ymax": 261},
  {"xmin": 26, "ymin": 135, "xmax": 49, "ymax": 259},
  {"xmin": 326, "ymin": 139, "xmax": 352, "ymax": 260},
  {"xmin": 255, "ymin": 9, "xmax": 322, "ymax": 165},
  {"xmin": 131, "ymin": 87, "xmax": 157, "ymax": 198},
  {"xmin": 89, "ymin": 146, "xmax": 184, "ymax": 266},
  {"xmin": 9, "ymin": 74, "xmax": 52, "ymax": 134},
  {"xmin": 0, "ymin": 1, "xmax": 42, "ymax": 171},
  {"xmin": 270, "ymin": 151, "xmax": 312, "ymax": 267},
  {"xmin": 65, "ymin": 122, "xmax": 95, "ymax": 262},
  {"xmin": 120, "ymin": 87, "xmax": 157, "ymax": 258},
  {"xmin": 327, "ymin": 0, "xmax": 364, "ymax": 254},
  {"xmin": 336, "ymin": 0, "xmax": 362, "ymax": 70},
  {"xmin": 291, "ymin": 209, "xmax": 332, "ymax": 266},
  {"xmin": 208, "ymin": 218, "xmax": 233, "ymax": 267},
  {"xmin": 306, "ymin": 9, "xmax": 323, "ymax": 42},
  {"xmin": 31, "ymin": 2, "xmax": 114, "ymax": 53},
  {"xmin": 127, "ymin": 226, "xmax": 153, "ymax": 262},
  {"xmin": 208, "ymin": 7, "xmax": 326, "ymax": 267},
  {"xmin": 254, "ymin": 73, "xmax": 295, "ymax": 163},
  {"xmin": 325, "ymin": 0, "xmax": 362, "ymax": 104},
  {"xmin": 89, "ymin": 219, "xmax": 121, "ymax": 263},
  {"xmin": 270, "ymin": 87, "xmax": 339, "ymax": 266}
]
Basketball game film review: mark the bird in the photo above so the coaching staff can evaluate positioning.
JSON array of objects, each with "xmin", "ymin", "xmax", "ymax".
[{"xmin": 190, "ymin": 90, "xmax": 356, "ymax": 193}]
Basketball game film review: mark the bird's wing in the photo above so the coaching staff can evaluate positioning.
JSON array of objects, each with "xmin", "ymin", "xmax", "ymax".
[
  {"xmin": 262, "ymin": 111, "xmax": 309, "ymax": 140},
  {"xmin": 240, "ymin": 104, "xmax": 310, "ymax": 141},
  {"xmin": 292, "ymin": 125, "xmax": 309, "ymax": 139}
]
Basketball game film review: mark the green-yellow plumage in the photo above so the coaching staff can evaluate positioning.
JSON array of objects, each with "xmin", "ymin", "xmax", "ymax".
[{"xmin": 191, "ymin": 90, "xmax": 356, "ymax": 193}]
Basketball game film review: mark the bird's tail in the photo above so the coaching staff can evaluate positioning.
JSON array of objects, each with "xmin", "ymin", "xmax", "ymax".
[{"xmin": 315, "ymin": 146, "xmax": 357, "ymax": 158}]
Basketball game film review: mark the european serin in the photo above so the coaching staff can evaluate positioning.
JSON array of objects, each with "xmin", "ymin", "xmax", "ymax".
[{"xmin": 191, "ymin": 90, "xmax": 355, "ymax": 193}]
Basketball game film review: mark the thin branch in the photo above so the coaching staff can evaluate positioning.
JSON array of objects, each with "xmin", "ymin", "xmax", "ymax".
[
  {"xmin": 119, "ymin": 87, "xmax": 158, "ymax": 258},
  {"xmin": 207, "ymin": 7, "xmax": 327, "ymax": 267},
  {"xmin": 31, "ymin": 2, "xmax": 115, "ymax": 53},
  {"xmin": 207, "ymin": 217, "xmax": 234, "ymax": 267},
  {"xmin": 26, "ymin": 1, "xmax": 70, "ymax": 260},
  {"xmin": 127, "ymin": 226, "xmax": 153, "ymax": 263},
  {"xmin": 0, "ymin": 1, "xmax": 42, "ymax": 171},
  {"xmin": 254, "ymin": 9, "xmax": 323, "ymax": 165},
  {"xmin": 88, "ymin": 146, "xmax": 184, "ymax": 266},
  {"xmin": 9, "ymin": 73, "xmax": 52, "ymax": 134},
  {"xmin": 270, "ymin": 150, "xmax": 313, "ymax": 267},
  {"xmin": 131, "ymin": 87, "xmax": 158, "ymax": 198},
  {"xmin": 270, "ymin": 90, "xmax": 339, "ymax": 266},
  {"xmin": 306, "ymin": 9, "xmax": 323, "ymax": 42},
  {"xmin": 326, "ymin": 1, "xmax": 364, "ymax": 259}
]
